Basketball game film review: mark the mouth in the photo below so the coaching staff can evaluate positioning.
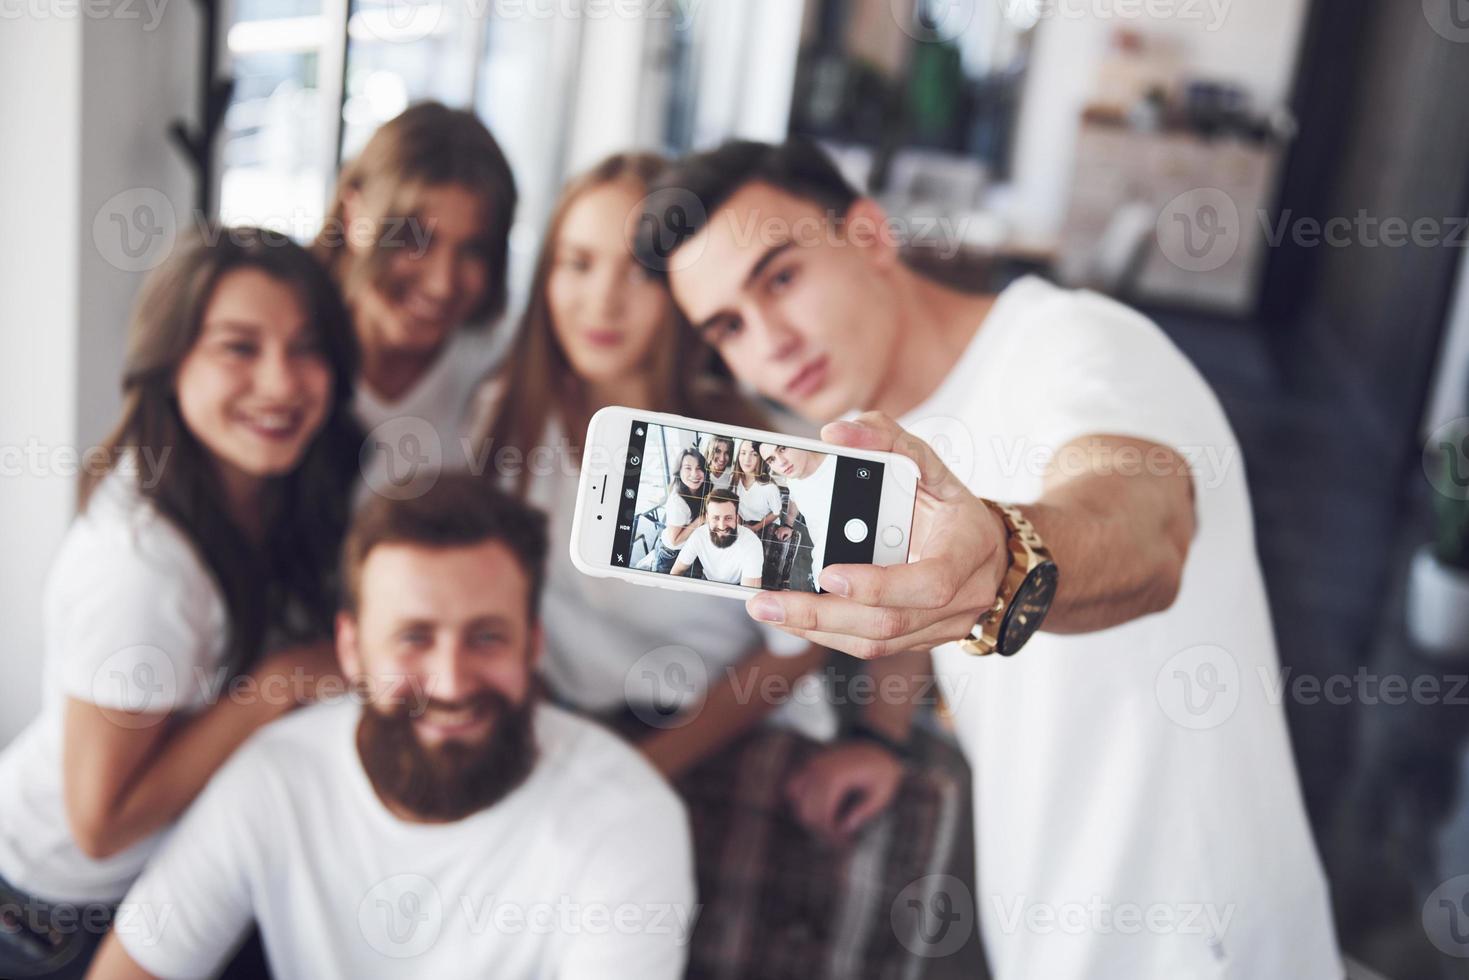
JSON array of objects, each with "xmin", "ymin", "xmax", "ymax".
[
  {"xmin": 784, "ymin": 356, "xmax": 829, "ymax": 401},
  {"xmin": 583, "ymin": 329, "xmax": 624, "ymax": 349},
  {"xmin": 413, "ymin": 702, "xmax": 495, "ymax": 742},
  {"xmin": 398, "ymin": 291, "xmax": 454, "ymax": 332},
  {"xmin": 234, "ymin": 407, "xmax": 307, "ymax": 444}
]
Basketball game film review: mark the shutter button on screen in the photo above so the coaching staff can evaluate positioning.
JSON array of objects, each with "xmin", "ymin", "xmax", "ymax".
[
  {"xmin": 843, "ymin": 518, "xmax": 869, "ymax": 543},
  {"xmin": 880, "ymin": 525, "xmax": 905, "ymax": 548}
]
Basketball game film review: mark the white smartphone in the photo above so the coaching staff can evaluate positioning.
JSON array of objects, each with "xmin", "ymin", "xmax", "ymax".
[{"xmin": 570, "ymin": 406, "xmax": 918, "ymax": 600}]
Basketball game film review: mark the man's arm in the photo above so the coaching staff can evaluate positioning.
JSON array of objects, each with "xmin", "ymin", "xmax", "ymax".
[
  {"xmin": 783, "ymin": 649, "xmax": 927, "ymax": 843},
  {"xmin": 639, "ymin": 642, "xmax": 827, "ymax": 778},
  {"xmin": 87, "ymin": 745, "xmax": 263, "ymax": 980},
  {"xmin": 87, "ymin": 934, "xmax": 159, "ymax": 980},
  {"xmin": 745, "ymin": 414, "xmax": 1196, "ymax": 659}
]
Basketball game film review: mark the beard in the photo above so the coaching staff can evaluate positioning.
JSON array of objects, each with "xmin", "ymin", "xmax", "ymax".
[
  {"xmin": 710, "ymin": 525, "xmax": 738, "ymax": 548},
  {"xmin": 357, "ymin": 688, "xmax": 538, "ymax": 822}
]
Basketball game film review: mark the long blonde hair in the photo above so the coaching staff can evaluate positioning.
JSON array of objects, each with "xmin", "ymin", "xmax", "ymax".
[
  {"xmin": 480, "ymin": 151, "xmax": 767, "ymax": 495},
  {"xmin": 313, "ymin": 101, "xmax": 517, "ymax": 329}
]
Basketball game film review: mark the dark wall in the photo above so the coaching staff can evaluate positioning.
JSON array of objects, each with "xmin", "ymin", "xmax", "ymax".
[{"xmin": 1264, "ymin": 1, "xmax": 1469, "ymax": 457}]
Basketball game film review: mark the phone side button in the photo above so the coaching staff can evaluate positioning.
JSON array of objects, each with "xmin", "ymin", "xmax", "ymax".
[{"xmin": 881, "ymin": 525, "xmax": 905, "ymax": 548}]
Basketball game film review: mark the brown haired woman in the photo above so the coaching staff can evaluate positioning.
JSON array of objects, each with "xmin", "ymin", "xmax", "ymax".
[
  {"xmin": 0, "ymin": 228, "xmax": 359, "ymax": 979},
  {"xmin": 314, "ymin": 101, "xmax": 517, "ymax": 486}
]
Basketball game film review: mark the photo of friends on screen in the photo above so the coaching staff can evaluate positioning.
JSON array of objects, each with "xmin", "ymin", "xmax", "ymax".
[{"xmin": 617, "ymin": 423, "xmax": 840, "ymax": 592}]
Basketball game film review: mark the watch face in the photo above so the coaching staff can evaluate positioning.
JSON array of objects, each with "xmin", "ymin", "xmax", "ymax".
[{"xmin": 999, "ymin": 562, "xmax": 1059, "ymax": 655}]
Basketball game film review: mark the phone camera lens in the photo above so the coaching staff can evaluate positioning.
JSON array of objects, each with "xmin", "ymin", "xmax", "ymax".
[{"xmin": 857, "ymin": 467, "xmax": 871, "ymax": 480}]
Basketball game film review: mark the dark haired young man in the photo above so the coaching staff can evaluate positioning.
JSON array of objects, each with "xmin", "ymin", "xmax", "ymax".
[
  {"xmin": 89, "ymin": 475, "xmax": 696, "ymax": 980},
  {"xmin": 636, "ymin": 139, "xmax": 1339, "ymax": 979}
]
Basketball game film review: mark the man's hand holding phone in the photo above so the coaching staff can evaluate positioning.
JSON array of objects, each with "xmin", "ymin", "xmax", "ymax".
[{"xmin": 746, "ymin": 413, "xmax": 1010, "ymax": 660}]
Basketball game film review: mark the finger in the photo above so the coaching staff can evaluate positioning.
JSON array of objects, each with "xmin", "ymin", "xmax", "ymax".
[
  {"xmin": 812, "ymin": 778, "xmax": 852, "ymax": 839},
  {"xmin": 821, "ymin": 414, "xmax": 967, "ymax": 502},
  {"xmin": 820, "ymin": 556, "xmax": 980, "ymax": 611},
  {"xmin": 838, "ymin": 786, "xmax": 890, "ymax": 837},
  {"xmin": 785, "ymin": 768, "xmax": 809, "ymax": 803},
  {"xmin": 753, "ymin": 611, "xmax": 981, "ymax": 660},
  {"xmin": 749, "ymin": 591, "xmax": 930, "ymax": 643}
]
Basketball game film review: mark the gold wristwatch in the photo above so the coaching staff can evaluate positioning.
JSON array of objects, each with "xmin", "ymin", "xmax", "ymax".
[{"xmin": 958, "ymin": 501, "xmax": 1059, "ymax": 657}]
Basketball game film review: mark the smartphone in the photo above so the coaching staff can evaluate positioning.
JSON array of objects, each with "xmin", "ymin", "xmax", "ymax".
[{"xmin": 570, "ymin": 406, "xmax": 918, "ymax": 600}]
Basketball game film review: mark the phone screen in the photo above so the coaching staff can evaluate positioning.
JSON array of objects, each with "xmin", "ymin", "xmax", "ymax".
[{"xmin": 609, "ymin": 419, "xmax": 885, "ymax": 593}]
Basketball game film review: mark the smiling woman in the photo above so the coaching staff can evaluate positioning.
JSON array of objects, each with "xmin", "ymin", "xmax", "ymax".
[
  {"xmin": 0, "ymin": 226, "xmax": 361, "ymax": 980},
  {"xmin": 313, "ymin": 101, "xmax": 519, "ymax": 479}
]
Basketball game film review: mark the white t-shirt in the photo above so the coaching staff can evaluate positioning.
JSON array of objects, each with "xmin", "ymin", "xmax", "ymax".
[
  {"xmin": 355, "ymin": 325, "xmax": 510, "ymax": 496},
  {"xmin": 675, "ymin": 525, "xmax": 764, "ymax": 586},
  {"xmin": 115, "ymin": 701, "xmax": 695, "ymax": 980},
  {"xmin": 785, "ymin": 456, "xmax": 836, "ymax": 578},
  {"xmin": 659, "ymin": 492, "xmax": 695, "ymax": 551},
  {"xmin": 905, "ymin": 277, "xmax": 1338, "ymax": 979},
  {"xmin": 0, "ymin": 472, "xmax": 230, "ymax": 903},
  {"xmin": 469, "ymin": 381, "xmax": 836, "ymax": 741},
  {"xmin": 734, "ymin": 479, "xmax": 783, "ymax": 524},
  {"xmin": 708, "ymin": 468, "xmax": 735, "ymax": 491}
]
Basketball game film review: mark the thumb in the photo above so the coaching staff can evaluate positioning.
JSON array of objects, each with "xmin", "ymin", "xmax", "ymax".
[{"xmin": 821, "ymin": 414, "xmax": 966, "ymax": 502}]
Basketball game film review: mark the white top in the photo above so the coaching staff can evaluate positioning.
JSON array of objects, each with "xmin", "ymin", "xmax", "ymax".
[
  {"xmin": 785, "ymin": 455, "xmax": 836, "ymax": 578},
  {"xmin": 905, "ymin": 277, "xmax": 1338, "ymax": 979},
  {"xmin": 0, "ymin": 472, "xmax": 230, "ymax": 903},
  {"xmin": 675, "ymin": 525, "xmax": 764, "ymax": 586},
  {"xmin": 708, "ymin": 468, "xmax": 735, "ymax": 491},
  {"xmin": 470, "ymin": 380, "xmax": 837, "ymax": 741},
  {"xmin": 659, "ymin": 492, "xmax": 695, "ymax": 551},
  {"xmin": 355, "ymin": 325, "xmax": 509, "ymax": 496},
  {"xmin": 734, "ymin": 479, "xmax": 783, "ymax": 524},
  {"xmin": 115, "ymin": 701, "xmax": 695, "ymax": 980}
]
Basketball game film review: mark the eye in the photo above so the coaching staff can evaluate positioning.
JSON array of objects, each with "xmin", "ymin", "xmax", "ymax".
[
  {"xmin": 469, "ymin": 629, "xmax": 507, "ymax": 649},
  {"xmin": 397, "ymin": 627, "xmax": 432, "ymax": 649},
  {"xmin": 703, "ymin": 317, "xmax": 742, "ymax": 346},
  {"xmin": 289, "ymin": 336, "xmax": 324, "ymax": 359},
  {"xmin": 768, "ymin": 265, "xmax": 797, "ymax": 293},
  {"xmin": 222, "ymin": 339, "xmax": 258, "ymax": 358}
]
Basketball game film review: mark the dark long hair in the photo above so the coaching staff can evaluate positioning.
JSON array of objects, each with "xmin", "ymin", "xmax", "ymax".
[
  {"xmin": 82, "ymin": 226, "xmax": 363, "ymax": 675},
  {"xmin": 478, "ymin": 152, "xmax": 769, "ymax": 496},
  {"xmin": 669, "ymin": 448, "xmax": 710, "ymax": 523}
]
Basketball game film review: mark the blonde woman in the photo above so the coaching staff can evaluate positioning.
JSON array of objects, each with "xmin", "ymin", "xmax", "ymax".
[{"xmin": 315, "ymin": 101, "xmax": 517, "ymax": 480}]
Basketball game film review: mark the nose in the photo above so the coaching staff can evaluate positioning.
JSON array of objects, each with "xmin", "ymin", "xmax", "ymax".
[
  {"xmin": 592, "ymin": 264, "xmax": 627, "ymax": 322},
  {"xmin": 747, "ymin": 306, "xmax": 800, "ymax": 362},
  {"xmin": 252, "ymin": 346, "xmax": 303, "ymax": 401},
  {"xmin": 423, "ymin": 639, "xmax": 485, "ymax": 706},
  {"xmin": 416, "ymin": 243, "xmax": 455, "ymax": 301}
]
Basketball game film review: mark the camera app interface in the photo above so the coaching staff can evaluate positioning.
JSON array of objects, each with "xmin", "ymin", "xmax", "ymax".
[{"xmin": 609, "ymin": 420, "xmax": 884, "ymax": 593}]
